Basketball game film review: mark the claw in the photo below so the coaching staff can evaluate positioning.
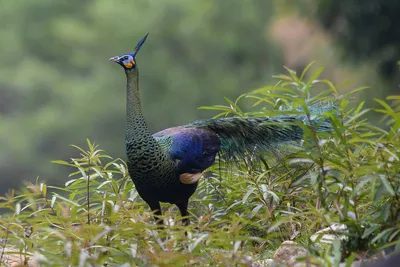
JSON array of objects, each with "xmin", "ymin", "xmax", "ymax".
[{"xmin": 179, "ymin": 173, "xmax": 202, "ymax": 184}]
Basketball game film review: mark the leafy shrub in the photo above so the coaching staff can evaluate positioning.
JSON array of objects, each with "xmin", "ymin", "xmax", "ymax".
[{"xmin": 0, "ymin": 64, "xmax": 399, "ymax": 266}]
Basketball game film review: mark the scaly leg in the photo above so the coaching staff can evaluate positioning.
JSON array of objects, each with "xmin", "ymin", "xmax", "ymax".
[
  {"xmin": 176, "ymin": 199, "xmax": 190, "ymax": 226},
  {"xmin": 148, "ymin": 201, "xmax": 163, "ymax": 225}
]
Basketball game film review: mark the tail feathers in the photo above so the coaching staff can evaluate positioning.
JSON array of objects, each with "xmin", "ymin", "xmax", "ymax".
[
  {"xmin": 278, "ymin": 101, "xmax": 338, "ymax": 133},
  {"xmin": 187, "ymin": 101, "xmax": 337, "ymax": 161},
  {"xmin": 188, "ymin": 117, "xmax": 303, "ymax": 161}
]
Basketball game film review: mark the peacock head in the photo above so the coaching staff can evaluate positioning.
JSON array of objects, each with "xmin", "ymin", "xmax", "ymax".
[{"xmin": 109, "ymin": 33, "xmax": 149, "ymax": 70}]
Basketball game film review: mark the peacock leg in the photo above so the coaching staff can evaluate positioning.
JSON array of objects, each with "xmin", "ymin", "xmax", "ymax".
[
  {"xmin": 176, "ymin": 200, "xmax": 190, "ymax": 226},
  {"xmin": 148, "ymin": 201, "xmax": 163, "ymax": 225}
]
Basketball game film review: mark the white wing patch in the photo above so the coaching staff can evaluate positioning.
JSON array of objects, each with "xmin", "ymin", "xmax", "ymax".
[{"xmin": 179, "ymin": 172, "xmax": 202, "ymax": 184}]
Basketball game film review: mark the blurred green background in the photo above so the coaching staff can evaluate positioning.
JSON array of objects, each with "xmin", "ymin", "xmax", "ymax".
[{"xmin": 0, "ymin": 0, "xmax": 398, "ymax": 193}]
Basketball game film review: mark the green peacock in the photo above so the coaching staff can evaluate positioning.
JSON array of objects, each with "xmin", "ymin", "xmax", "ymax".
[{"xmin": 109, "ymin": 34, "xmax": 334, "ymax": 225}]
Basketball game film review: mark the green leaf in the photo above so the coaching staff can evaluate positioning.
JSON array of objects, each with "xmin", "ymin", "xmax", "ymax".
[
  {"xmin": 198, "ymin": 105, "xmax": 233, "ymax": 111},
  {"xmin": 353, "ymin": 101, "xmax": 365, "ymax": 115},
  {"xmin": 344, "ymin": 108, "xmax": 370, "ymax": 126},
  {"xmin": 283, "ymin": 66, "xmax": 299, "ymax": 82},
  {"xmin": 344, "ymin": 253, "xmax": 358, "ymax": 267},
  {"xmin": 387, "ymin": 95, "xmax": 400, "ymax": 100},
  {"xmin": 362, "ymin": 224, "xmax": 381, "ymax": 239},
  {"xmin": 97, "ymin": 180, "xmax": 112, "ymax": 189},
  {"xmin": 40, "ymin": 183, "xmax": 47, "ymax": 196},
  {"xmin": 306, "ymin": 66, "xmax": 324, "ymax": 88},
  {"xmin": 343, "ymin": 86, "xmax": 369, "ymax": 98},
  {"xmin": 374, "ymin": 98, "xmax": 396, "ymax": 116},
  {"xmin": 188, "ymin": 234, "xmax": 208, "ymax": 252},
  {"xmin": 319, "ymin": 79, "xmax": 339, "ymax": 95},
  {"xmin": 51, "ymin": 193, "xmax": 81, "ymax": 207},
  {"xmin": 51, "ymin": 195, "xmax": 57, "ymax": 208},
  {"xmin": 299, "ymin": 61, "xmax": 315, "ymax": 81},
  {"xmin": 272, "ymin": 74, "xmax": 294, "ymax": 82},
  {"xmin": 51, "ymin": 160, "xmax": 76, "ymax": 167},
  {"xmin": 379, "ymin": 175, "xmax": 395, "ymax": 196},
  {"xmin": 370, "ymin": 228, "xmax": 394, "ymax": 244},
  {"xmin": 224, "ymin": 96, "xmax": 244, "ymax": 114},
  {"xmin": 242, "ymin": 187, "xmax": 256, "ymax": 203}
]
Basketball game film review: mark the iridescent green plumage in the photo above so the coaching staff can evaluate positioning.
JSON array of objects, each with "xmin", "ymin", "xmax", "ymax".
[{"xmin": 109, "ymin": 34, "xmax": 336, "ymax": 225}]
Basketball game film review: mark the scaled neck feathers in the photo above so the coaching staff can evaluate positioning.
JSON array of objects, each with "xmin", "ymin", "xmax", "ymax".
[{"xmin": 125, "ymin": 68, "xmax": 152, "ymax": 141}]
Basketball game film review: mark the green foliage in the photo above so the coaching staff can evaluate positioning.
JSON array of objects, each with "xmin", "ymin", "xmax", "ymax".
[{"xmin": 1, "ymin": 66, "xmax": 399, "ymax": 266}]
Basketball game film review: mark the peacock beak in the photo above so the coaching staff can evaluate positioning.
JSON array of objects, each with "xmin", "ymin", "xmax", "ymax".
[{"xmin": 109, "ymin": 56, "xmax": 120, "ymax": 63}]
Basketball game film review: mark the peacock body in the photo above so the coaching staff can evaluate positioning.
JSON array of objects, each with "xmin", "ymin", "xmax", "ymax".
[{"xmin": 109, "ymin": 34, "xmax": 334, "ymax": 225}]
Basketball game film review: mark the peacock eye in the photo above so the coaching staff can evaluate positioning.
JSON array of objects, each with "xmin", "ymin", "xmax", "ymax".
[{"xmin": 123, "ymin": 56, "xmax": 129, "ymax": 60}]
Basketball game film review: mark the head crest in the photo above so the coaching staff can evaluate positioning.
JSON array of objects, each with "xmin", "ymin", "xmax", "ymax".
[{"xmin": 132, "ymin": 33, "xmax": 149, "ymax": 57}]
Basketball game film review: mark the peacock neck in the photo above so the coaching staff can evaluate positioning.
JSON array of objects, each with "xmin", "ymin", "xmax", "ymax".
[{"xmin": 125, "ymin": 68, "xmax": 152, "ymax": 141}]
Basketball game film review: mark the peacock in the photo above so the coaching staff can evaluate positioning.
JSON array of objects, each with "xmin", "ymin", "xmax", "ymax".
[{"xmin": 109, "ymin": 34, "xmax": 334, "ymax": 225}]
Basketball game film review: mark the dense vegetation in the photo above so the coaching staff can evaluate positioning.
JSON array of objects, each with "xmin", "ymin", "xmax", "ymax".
[{"xmin": 1, "ymin": 67, "xmax": 399, "ymax": 266}]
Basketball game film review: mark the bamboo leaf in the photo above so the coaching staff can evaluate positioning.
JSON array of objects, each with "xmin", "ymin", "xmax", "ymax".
[{"xmin": 379, "ymin": 175, "xmax": 395, "ymax": 196}]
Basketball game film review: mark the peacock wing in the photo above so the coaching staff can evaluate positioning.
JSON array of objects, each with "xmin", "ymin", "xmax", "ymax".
[{"xmin": 153, "ymin": 126, "xmax": 221, "ymax": 184}]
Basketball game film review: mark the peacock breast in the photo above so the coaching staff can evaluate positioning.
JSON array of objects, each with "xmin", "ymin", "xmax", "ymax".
[
  {"xmin": 127, "ymin": 160, "xmax": 177, "ymax": 187},
  {"xmin": 126, "ymin": 138, "xmax": 178, "ymax": 187}
]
